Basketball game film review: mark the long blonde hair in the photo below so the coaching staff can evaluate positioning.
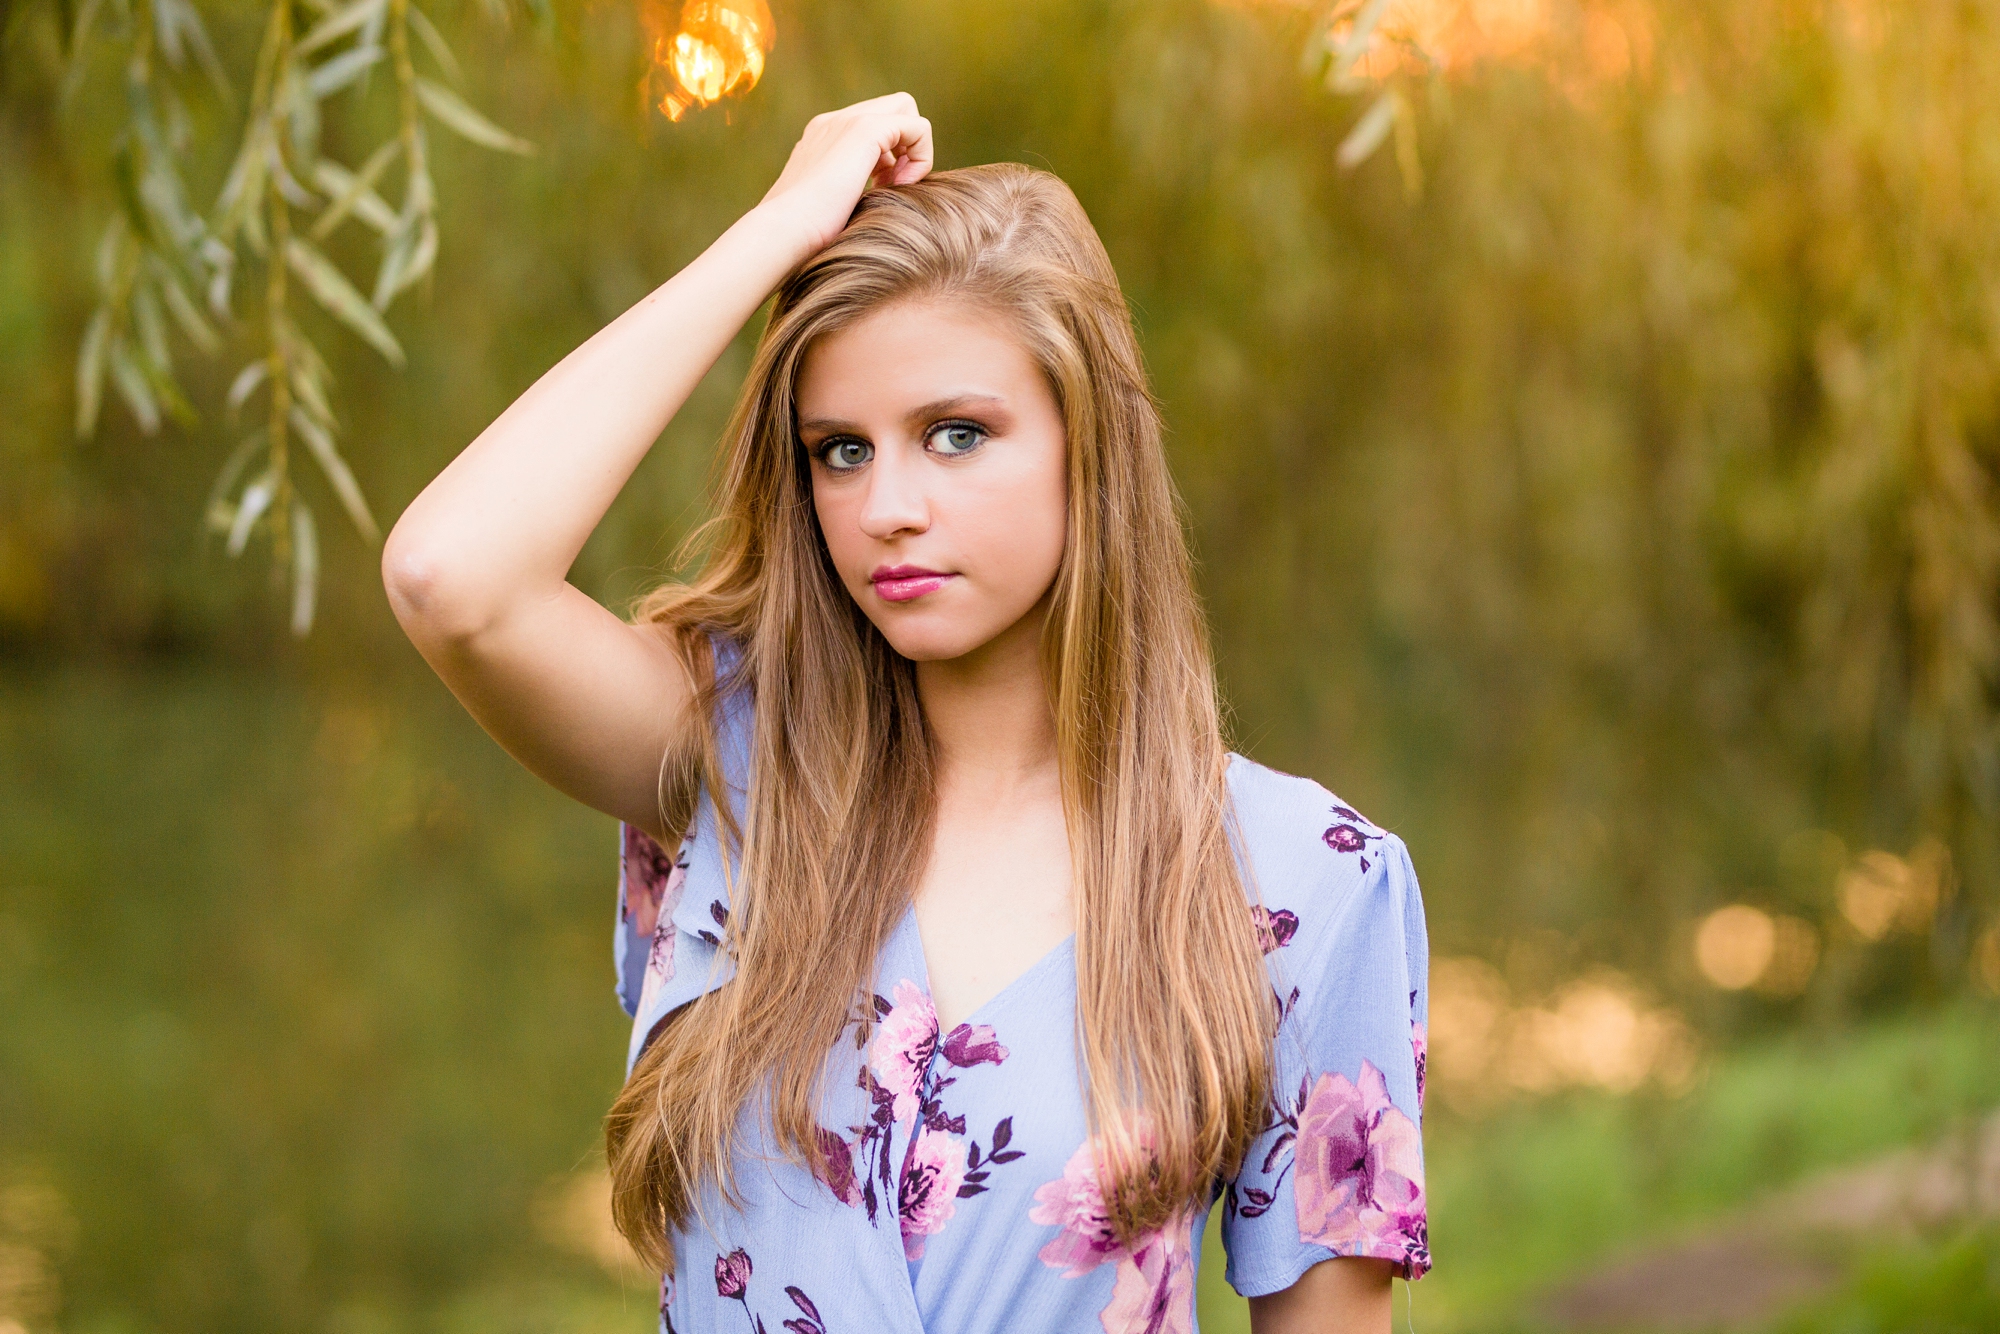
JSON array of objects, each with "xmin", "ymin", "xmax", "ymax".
[{"xmin": 605, "ymin": 162, "xmax": 1275, "ymax": 1271}]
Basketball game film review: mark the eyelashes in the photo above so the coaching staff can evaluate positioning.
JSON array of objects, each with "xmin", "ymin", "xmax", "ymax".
[
  {"xmin": 810, "ymin": 420, "xmax": 991, "ymax": 472},
  {"xmin": 818, "ymin": 438, "xmax": 872, "ymax": 470}
]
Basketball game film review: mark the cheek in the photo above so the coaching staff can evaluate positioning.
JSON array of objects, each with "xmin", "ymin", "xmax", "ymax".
[
  {"xmin": 811, "ymin": 480, "xmax": 865, "ymax": 577},
  {"xmin": 957, "ymin": 450, "xmax": 1068, "ymax": 592}
]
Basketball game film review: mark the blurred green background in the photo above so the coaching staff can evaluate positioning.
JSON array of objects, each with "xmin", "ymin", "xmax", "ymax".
[{"xmin": 4, "ymin": 0, "xmax": 1999, "ymax": 1330}]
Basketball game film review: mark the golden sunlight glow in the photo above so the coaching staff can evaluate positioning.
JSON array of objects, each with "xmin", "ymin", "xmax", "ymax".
[
  {"xmin": 1428, "ymin": 956, "xmax": 1697, "ymax": 1107},
  {"xmin": 1838, "ymin": 842, "xmax": 1949, "ymax": 941},
  {"xmin": 1695, "ymin": 905, "xmax": 1776, "ymax": 990},
  {"xmin": 644, "ymin": 0, "xmax": 774, "ymax": 122},
  {"xmin": 1219, "ymin": 0, "xmax": 1653, "ymax": 84},
  {"xmin": 1693, "ymin": 905, "xmax": 1821, "ymax": 995}
]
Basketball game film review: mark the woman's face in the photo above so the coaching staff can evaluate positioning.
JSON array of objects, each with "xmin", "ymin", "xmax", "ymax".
[{"xmin": 797, "ymin": 299, "xmax": 1069, "ymax": 664}]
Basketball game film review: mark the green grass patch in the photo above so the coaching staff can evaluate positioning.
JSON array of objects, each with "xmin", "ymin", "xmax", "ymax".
[{"xmin": 1767, "ymin": 1227, "xmax": 2000, "ymax": 1334}]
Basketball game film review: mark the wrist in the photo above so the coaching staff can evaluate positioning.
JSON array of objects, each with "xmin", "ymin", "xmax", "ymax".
[{"xmin": 735, "ymin": 198, "xmax": 825, "ymax": 270}]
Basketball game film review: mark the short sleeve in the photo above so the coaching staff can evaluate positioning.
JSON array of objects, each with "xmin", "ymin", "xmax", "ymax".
[
  {"xmin": 614, "ymin": 822, "xmax": 694, "ymax": 1018},
  {"xmin": 1220, "ymin": 775, "xmax": 1431, "ymax": 1295},
  {"xmin": 610, "ymin": 640, "xmax": 753, "ymax": 1076}
]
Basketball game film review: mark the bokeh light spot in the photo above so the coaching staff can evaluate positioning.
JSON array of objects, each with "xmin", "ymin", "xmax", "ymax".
[{"xmin": 1695, "ymin": 905, "xmax": 1776, "ymax": 990}]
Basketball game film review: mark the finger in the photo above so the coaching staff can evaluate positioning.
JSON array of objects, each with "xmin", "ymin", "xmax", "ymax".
[
  {"xmin": 869, "ymin": 146, "xmax": 898, "ymax": 188},
  {"xmin": 840, "ymin": 91, "xmax": 920, "ymax": 119},
  {"xmin": 862, "ymin": 115, "xmax": 931, "ymax": 164},
  {"xmin": 883, "ymin": 116, "xmax": 933, "ymax": 184}
]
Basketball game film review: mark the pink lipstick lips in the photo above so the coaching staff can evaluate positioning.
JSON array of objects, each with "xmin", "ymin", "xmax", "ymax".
[{"xmin": 870, "ymin": 564, "xmax": 955, "ymax": 602}]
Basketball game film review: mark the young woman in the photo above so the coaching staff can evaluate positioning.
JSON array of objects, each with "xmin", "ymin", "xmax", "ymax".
[{"xmin": 384, "ymin": 94, "xmax": 1428, "ymax": 1334}]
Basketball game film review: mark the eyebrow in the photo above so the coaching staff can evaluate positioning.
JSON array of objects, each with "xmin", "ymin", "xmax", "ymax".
[{"xmin": 796, "ymin": 393, "xmax": 1010, "ymax": 436}]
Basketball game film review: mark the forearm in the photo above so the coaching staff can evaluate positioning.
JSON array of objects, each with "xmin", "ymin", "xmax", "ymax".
[{"xmin": 383, "ymin": 202, "xmax": 813, "ymax": 640}]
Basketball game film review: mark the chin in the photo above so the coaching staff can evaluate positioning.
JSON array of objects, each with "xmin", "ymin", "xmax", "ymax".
[
  {"xmin": 865, "ymin": 604, "xmax": 1019, "ymax": 664},
  {"xmin": 873, "ymin": 623, "xmax": 991, "ymax": 663}
]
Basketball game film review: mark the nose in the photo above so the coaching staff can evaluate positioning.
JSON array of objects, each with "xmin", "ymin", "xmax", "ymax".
[{"xmin": 857, "ymin": 443, "xmax": 930, "ymax": 541}]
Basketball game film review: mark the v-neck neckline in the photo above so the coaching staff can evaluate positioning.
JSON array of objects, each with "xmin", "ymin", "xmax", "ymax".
[{"xmin": 900, "ymin": 903, "xmax": 1076, "ymax": 1035}]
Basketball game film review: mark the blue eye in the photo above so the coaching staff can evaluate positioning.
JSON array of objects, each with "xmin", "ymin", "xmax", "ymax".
[
  {"xmin": 820, "ymin": 439, "xmax": 872, "ymax": 471},
  {"xmin": 930, "ymin": 423, "xmax": 985, "ymax": 456}
]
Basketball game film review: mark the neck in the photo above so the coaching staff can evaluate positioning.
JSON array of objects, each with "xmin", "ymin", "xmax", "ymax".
[{"xmin": 916, "ymin": 604, "xmax": 1059, "ymax": 799}]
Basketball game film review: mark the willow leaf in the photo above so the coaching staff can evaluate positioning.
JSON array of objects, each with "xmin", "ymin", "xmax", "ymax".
[
  {"xmin": 225, "ymin": 360, "xmax": 268, "ymax": 415},
  {"xmin": 311, "ymin": 143, "xmax": 401, "ymax": 238},
  {"xmin": 75, "ymin": 306, "xmax": 110, "ymax": 437},
  {"xmin": 290, "ymin": 501, "xmax": 320, "ymax": 635},
  {"xmin": 214, "ymin": 121, "xmax": 270, "ymax": 247},
  {"xmin": 285, "ymin": 237, "xmax": 406, "ymax": 366},
  {"xmin": 1337, "ymin": 90, "xmax": 1398, "ymax": 169},
  {"xmin": 416, "ymin": 79, "xmax": 532, "ymax": 155},
  {"xmin": 376, "ymin": 214, "xmax": 437, "ymax": 309},
  {"xmin": 291, "ymin": 360, "xmax": 336, "ymax": 429},
  {"xmin": 107, "ymin": 335, "xmax": 162, "ymax": 434},
  {"xmin": 280, "ymin": 66, "xmax": 323, "ymax": 170},
  {"xmin": 371, "ymin": 219, "xmax": 417, "ymax": 310},
  {"xmin": 227, "ymin": 468, "xmax": 277, "ymax": 556},
  {"xmin": 132, "ymin": 283, "xmax": 171, "ymax": 374},
  {"xmin": 152, "ymin": 0, "xmax": 185, "ymax": 67},
  {"xmin": 162, "ymin": 0, "xmax": 231, "ymax": 97},
  {"xmin": 295, "ymin": 0, "xmax": 387, "ymax": 59},
  {"xmin": 1330, "ymin": 0, "xmax": 1393, "ymax": 87},
  {"xmin": 291, "ymin": 405, "xmax": 381, "ymax": 543},
  {"xmin": 158, "ymin": 267, "xmax": 222, "ymax": 353},
  {"xmin": 279, "ymin": 318, "xmax": 334, "ymax": 392},
  {"xmin": 406, "ymin": 5, "xmax": 463, "ymax": 84},
  {"xmin": 93, "ymin": 215, "xmax": 125, "ymax": 294},
  {"xmin": 307, "ymin": 45, "xmax": 383, "ymax": 99},
  {"xmin": 205, "ymin": 430, "xmax": 267, "ymax": 529}
]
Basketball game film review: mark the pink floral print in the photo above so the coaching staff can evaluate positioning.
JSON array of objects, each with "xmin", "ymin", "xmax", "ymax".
[
  {"xmin": 899, "ymin": 1125, "xmax": 968, "ymax": 1258},
  {"xmin": 702, "ymin": 1246, "xmax": 827, "ymax": 1334},
  {"xmin": 1252, "ymin": 905, "xmax": 1299, "ymax": 954},
  {"xmin": 869, "ymin": 981, "xmax": 939, "ymax": 1124},
  {"xmin": 942, "ymin": 1022, "xmax": 1007, "ymax": 1066},
  {"xmin": 620, "ymin": 824, "xmax": 680, "ymax": 939},
  {"xmin": 1100, "ymin": 1225, "xmax": 1196, "ymax": 1334},
  {"xmin": 816, "ymin": 1127, "xmax": 862, "ymax": 1207},
  {"xmin": 623, "ymin": 826, "xmax": 690, "ymax": 1014},
  {"xmin": 1031, "ymin": 1139, "xmax": 1197, "ymax": 1334},
  {"xmin": 1292, "ymin": 1061, "xmax": 1429, "ymax": 1278},
  {"xmin": 1031, "ymin": 1140, "xmax": 1123, "ymax": 1277},
  {"xmin": 829, "ymin": 981, "xmax": 1023, "ymax": 1241},
  {"xmin": 1322, "ymin": 803, "xmax": 1384, "ymax": 872},
  {"xmin": 714, "ymin": 1247, "xmax": 752, "ymax": 1300},
  {"xmin": 1411, "ymin": 1019, "xmax": 1427, "ymax": 1111}
]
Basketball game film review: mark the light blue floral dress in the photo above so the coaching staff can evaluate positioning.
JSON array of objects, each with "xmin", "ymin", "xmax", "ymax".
[{"xmin": 614, "ymin": 677, "xmax": 1430, "ymax": 1334}]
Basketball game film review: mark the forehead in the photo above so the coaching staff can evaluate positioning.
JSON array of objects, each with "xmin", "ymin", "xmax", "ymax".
[{"xmin": 794, "ymin": 299, "xmax": 1042, "ymax": 418}]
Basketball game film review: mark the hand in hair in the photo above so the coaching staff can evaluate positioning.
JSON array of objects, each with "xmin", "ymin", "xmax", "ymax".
[
  {"xmin": 760, "ymin": 92, "xmax": 935, "ymax": 254},
  {"xmin": 381, "ymin": 96, "xmax": 927, "ymax": 843}
]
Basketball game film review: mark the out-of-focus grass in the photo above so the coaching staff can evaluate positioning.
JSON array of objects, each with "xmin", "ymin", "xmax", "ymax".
[
  {"xmin": 1197, "ymin": 1005, "xmax": 2000, "ymax": 1333},
  {"xmin": 1767, "ymin": 1227, "xmax": 2000, "ymax": 1334}
]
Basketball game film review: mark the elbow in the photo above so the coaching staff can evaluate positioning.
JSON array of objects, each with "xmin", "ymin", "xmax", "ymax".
[{"xmin": 381, "ymin": 524, "xmax": 491, "ymax": 647}]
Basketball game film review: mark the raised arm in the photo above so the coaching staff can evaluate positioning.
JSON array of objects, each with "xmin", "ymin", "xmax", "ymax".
[{"xmin": 382, "ymin": 94, "xmax": 934, "ymax": 843}]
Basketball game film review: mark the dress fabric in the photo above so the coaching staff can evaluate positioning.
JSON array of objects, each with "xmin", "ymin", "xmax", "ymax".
[{"xmin": 613, "ymin": 678, "xmax": 1431, "ymax": 1334}]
